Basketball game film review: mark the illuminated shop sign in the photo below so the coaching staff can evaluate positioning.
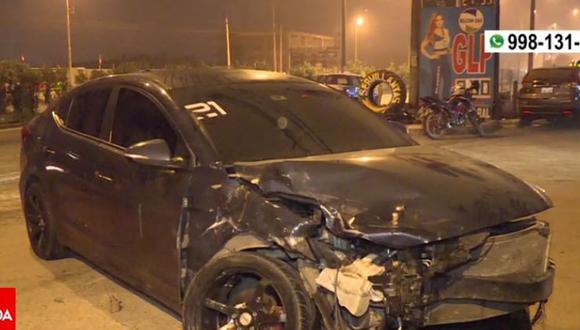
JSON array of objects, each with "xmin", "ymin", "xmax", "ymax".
[{"xmin": 417, "ymin": 0, "xmax": 499, "ymax": 114}]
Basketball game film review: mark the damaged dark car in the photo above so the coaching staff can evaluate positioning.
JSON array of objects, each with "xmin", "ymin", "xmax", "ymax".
[{"xmin": 20, "ymin": 68, "xmax": 554, "ymax": 330}]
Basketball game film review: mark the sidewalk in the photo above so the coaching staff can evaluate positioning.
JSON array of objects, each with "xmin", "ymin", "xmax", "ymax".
[{"xmin": 0, "ymin": 112, "xmax": 28, "ymax": 130}]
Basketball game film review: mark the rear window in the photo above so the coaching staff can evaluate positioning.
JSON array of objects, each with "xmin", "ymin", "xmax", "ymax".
[
  {"xmin": 324, "ymin": 75, "xmax": 361, "ymax": 86},
  {"xmin": 523, "ymin": 68, "xmax": 579, "ymax": 84}
]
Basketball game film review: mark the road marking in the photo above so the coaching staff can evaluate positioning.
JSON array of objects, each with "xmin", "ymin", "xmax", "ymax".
[{"xmin": 0, "ymin": 127, "xmax": 22, "ymax": 133}]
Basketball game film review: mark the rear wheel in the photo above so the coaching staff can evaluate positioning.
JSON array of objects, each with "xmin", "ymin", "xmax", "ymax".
[
  {"xmin": 183, "ymin": 252, "xmax": 315, "ymax": 330},
  {"xmin": 423, "ymin": 112, "xmax": 447, "ymax": 139},
  {"xmin": 23, "ymin": 182, "xmax": 67, "ymax": 260}
]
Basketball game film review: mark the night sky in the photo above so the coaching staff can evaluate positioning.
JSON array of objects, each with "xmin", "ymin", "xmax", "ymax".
[{"xmin": 0, "ymin": 0, "xmax": 578, "ymax": 68}]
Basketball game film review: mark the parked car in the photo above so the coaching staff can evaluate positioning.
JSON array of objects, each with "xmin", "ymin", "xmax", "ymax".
[
  {"xmin": 318, "ymin": 73, "xmax": 362, "ymax": 99},
  {"xmin": 518, "ymin": 66, "xmax": 580, "ymax": 125},
  {"xmin": 20, "ymin": 68, "xmax": 554, "ymax": 329}
]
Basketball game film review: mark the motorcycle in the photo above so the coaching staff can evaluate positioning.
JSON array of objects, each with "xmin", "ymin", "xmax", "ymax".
[{"xmin": 419, "ymin": 82, "xmax": 485, "ymax": 140}]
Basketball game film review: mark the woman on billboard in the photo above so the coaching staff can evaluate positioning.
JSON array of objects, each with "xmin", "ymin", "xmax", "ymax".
[{"xmin": 421, "ymin": 13, "xmax": 451, "ymax": 98}]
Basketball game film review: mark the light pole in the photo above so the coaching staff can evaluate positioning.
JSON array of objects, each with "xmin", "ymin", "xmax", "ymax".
[
  {"xmin": 225, "ymin": 18, "xmax": 232, "ymax": 68},
  {"xmin": 354, "ymin": 16, "xmax": 365, "ymax": 63},
  {"xmin": 340, "ymin": 0, "xmax": 346, "ymax": 73},
  {"xmin": 527, "ymin": 0, "xmax": 536, "ymax": 72},
  {"xmin": 65, "ymin": 0, "xmax": 73, "ymax": 88},
  {"xmin": 272, "ymin": 0, "xmax": 278, "ymax": 72}
]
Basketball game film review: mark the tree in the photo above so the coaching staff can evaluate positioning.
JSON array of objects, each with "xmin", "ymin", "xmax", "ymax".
[
  {"xmin": 90, "ymin": 70, "xmax": 108, "ymax": 80},
  {"xmin": 346, "ymin": 61, "xmax": 376, "ymax": 76},
  {"xmin": 75, "ymin": 70, "xmax": 88, "ymax": 85},
  {"xmin": 112, "ymin": 61, "xmax": 153, "ymax": 74},
  {"xmin": 289, "ymin": 62, "xmax": 318, "ymax": 79}
]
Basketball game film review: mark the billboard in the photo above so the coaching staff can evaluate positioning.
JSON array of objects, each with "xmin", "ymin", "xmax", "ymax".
[{"xmin": 417, "ymin": 0, "xmax": 499, "ymax": 117}]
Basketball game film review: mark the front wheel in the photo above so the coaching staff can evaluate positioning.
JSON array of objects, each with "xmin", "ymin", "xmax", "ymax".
[
  {"xmin": 467, "ymin": 112, "xmax": 485, "ymax": 137},
  {"xmin": 183, "ymin": 252, "xmax": 315, "ymax": 330},
  {"xmin": 423, "ymin": 112, "xmax": 447, "ymax": 140}
]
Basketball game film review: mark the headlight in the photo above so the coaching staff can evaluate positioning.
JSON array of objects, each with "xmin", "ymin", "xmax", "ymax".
[{"xmin": 526, "ymin": 182, "xmax": 554, "ymax": 208}]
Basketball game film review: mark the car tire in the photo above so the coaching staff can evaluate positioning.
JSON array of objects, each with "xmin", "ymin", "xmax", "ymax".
[
  {"xmin": 23, "ymin": 182, "xmax": 67, "ymax": 260},
  {"xmin": 182, "ymin": 252, "xmax": 315, "ymax": 330},
  {"xmin": 423, "ymin": 112, "xmax": 447, "ymax": 139}
]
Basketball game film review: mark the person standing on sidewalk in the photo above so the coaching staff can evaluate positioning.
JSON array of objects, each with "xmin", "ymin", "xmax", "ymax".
[
  {"xmin": 0, "ymin": 83, "xmax": 6, "ymax": 114},
  {"xmin": 12, "ymin": 81, "xmax": 23, "ymax": 114}
]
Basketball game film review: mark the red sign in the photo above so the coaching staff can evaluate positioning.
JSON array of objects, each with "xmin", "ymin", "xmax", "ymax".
[
  {"xmin": 452, "ymin": 33, "xmax": 493, "ymax": 75},
  {"xmin": 0, "ymin": 288, "xmax": 15, "ymax": 330}
]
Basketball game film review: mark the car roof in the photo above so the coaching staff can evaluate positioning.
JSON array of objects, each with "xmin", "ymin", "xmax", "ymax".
[
  {"xmin": 531, "ymin": 67, "xmax": 577, "ymax": 72},
  {"xmin": 85, "ymin": 67, "xmax": 311, "ymax": 91}
]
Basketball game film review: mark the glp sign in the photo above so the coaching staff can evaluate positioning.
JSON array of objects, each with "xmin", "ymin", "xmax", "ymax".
[{"xmin": 415, "ymin": 0, "xmax": 499, "ymax": 116}]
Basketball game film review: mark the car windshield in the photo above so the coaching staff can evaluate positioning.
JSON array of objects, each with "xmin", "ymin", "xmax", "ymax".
[
  {"xmin": 171, "ymin": 82, "xmax": 413, "ymax": 163},
  {"xmin": 523, "ymin": 68, "xmax": 579, "ymax": 84}
]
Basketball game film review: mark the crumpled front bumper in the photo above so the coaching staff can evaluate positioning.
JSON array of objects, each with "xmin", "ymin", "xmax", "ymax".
[{"xmin": 424, "ymin": 220, "xmax": 554, "ymax": 326}]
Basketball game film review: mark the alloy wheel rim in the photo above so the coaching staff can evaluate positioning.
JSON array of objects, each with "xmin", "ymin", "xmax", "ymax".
[
  {"xmin": 200, "ymin": 272, "xmax": 287, "ymax": 330},
  {"xmin": 26, "ymin": 192, "xmax": 47, "ymax": 253}
]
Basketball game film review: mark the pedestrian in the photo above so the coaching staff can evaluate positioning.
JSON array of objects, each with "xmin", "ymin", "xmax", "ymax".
[
  {"xmin": 43, "ymin": 83, "xmax": 51, "ymax": 106},
  {"xmin": 12, "ymin": 81, "xmax": 23, "ymax": 114},
  {"xmin": 0, "ymin": 83, "xmax": 5, "ymax": 114}
]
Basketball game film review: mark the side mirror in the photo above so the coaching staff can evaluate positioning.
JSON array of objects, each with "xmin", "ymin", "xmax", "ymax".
[{"xmin": 125, "ymin": 139, "xmax": 183, "ymax": 168}]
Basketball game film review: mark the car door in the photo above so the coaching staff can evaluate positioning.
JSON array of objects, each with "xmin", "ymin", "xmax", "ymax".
[
  {"xmin": 43, "ymin": 86, "xmax": 115, "ymax": 262},
  {"xmin": 96, "ymin": 86, "xmax": 192, "ymax": 307}
]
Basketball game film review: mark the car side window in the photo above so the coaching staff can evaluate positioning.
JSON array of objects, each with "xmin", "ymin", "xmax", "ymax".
[
  {"xmin": 111, "ymin": 88, "xmax": 186, "ymax": 158},
  {"xmin": 66, "ymin": 88, "xmax": 111, "ymax": 138}
]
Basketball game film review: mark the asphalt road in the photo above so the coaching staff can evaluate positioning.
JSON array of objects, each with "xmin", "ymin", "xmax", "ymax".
[{"xmin": 1, "ymin": 123, "xmax": 579, "ymax": 329}]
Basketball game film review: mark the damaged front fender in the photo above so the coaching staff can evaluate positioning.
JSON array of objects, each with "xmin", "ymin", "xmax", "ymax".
[{"xmin": 177, "ymin": 166, "xmax": 322, "ymax": 300}]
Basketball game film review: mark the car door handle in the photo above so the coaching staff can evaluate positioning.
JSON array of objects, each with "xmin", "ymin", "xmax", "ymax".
[
  {"xmin": 66, "ymin": 151, "xmax": 80, "ymax": 160},
  {"xmin": 42, "ymin": 146, "xmax": 56, "ymax": 156},
  {"xmin": 94, "ymin": 171, "xmax": 113, "ymax": 183}
]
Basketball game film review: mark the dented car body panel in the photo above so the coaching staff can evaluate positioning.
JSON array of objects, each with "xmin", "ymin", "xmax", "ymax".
[
  {"xmin": 232, "ymin": 145, "xmax": 552, "ymax": 248},
  {"xmin": 20, "ymin": 68, "xmax": 555, "ymax": 328}
]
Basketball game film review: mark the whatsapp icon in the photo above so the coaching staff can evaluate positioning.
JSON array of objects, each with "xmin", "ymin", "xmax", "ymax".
[{"xmin": 490, "ymin": 34, "xmax": 505, "ymax": 48}]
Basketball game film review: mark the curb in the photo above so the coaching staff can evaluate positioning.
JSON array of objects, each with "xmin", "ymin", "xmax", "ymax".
[{"xmin": 0, "ymin": 123, "xmax": 22, "ymax": 130}]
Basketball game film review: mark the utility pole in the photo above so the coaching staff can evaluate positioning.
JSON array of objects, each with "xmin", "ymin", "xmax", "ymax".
[
  {"xmin": 527, "ymin": 0, "xmax": 536, "ymax": 72},
  {"xmin": 65, "ymin": 0, "xmax": 73, "ymax": 88},
  {"xmin": 272, "ymin": 1, "xmax": 278, "ymax": 72},
  {"xmin": 354, "ymin": 25, "xmax": 358, "ymax": 63},
  {"xmin": 340, "ymin": 0, "xmax": 347, "ymax": 72},
  {"xmin": 279, "ymin": 25, "xmax": 284, "ymax": 72},
  {"xmin": 225, "ymin": 18, "xmax": 232, "ymax": 68}
]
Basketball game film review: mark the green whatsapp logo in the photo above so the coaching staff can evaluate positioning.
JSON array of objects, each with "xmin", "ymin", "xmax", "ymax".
[{"xmin": 490, "ymin": 34, "xmax": 504, "ymax": 48}]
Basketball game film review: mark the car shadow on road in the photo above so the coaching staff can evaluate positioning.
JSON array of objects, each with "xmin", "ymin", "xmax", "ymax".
[{"xmin": 38, "ymin": 252, "xmax": 181, "ymax": 328}]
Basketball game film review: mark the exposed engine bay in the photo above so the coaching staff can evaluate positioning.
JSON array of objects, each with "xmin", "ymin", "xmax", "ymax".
[{"xmin": 288, "ymin": 204, "xmax": 554, "ymax": 329}]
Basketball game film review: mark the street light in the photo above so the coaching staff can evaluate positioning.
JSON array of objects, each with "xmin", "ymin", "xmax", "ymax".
[
  {"xmin": 573, "ymin": 8, "xmax": 579, "ymax": 17},
  {"xmin": 354, "ymin": 15, "xmax": 365, "ymax": 63}
]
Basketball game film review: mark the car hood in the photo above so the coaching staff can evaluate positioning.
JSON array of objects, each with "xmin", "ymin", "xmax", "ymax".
[{"xmin": 232, "ymin": 146, "xmax": 552, "ymax": 248}]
